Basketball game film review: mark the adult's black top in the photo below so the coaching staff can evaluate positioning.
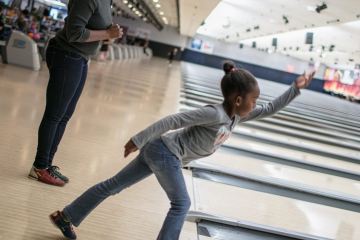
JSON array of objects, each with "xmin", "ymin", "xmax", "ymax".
[{"xmin": 55, "ymin": 0, "xmax": 113, "ymax": 59}]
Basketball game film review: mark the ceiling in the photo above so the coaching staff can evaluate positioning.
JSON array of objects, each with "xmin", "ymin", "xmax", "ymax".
[
  {"xmin": 238, "ymin": 21, "xmax": 360, "ymax": 69},
  {"xmin": 112, "ymin": 0, "xmax": 360, "ymax": 68},
  {"xmin": 195, "ymin": 0, "xmax": 360, "ymax": 69},
  {"xmin": 197, "ymin": 0, "xmax": 359, "ymax": 40},
  {"xmin": 178, "ymin": 0, "xmax": 220, "ymax": 36},
  {"xmin": 143, "ymin": 0, "xmax": 178, "ymax": 27},
  {"xmin": 114, "ymin": 0, "xmax": 178, "ymax": 28}
]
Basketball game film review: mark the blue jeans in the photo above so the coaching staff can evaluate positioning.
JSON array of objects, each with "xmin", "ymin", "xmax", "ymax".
[
  {"xmin": 63, "ymin": 138, "xmax": 191, "ymax": 240},
  {"xmin": 33, "ymin": 39, "xmax": 88, "ymax": 169}
]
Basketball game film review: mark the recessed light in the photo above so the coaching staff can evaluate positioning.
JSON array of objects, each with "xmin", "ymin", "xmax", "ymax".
[
  {"xmin": 156, "ymin": 3, "xmax": 161, "ymax": 8},
  {"xmin": 162, "ymin": 17, "xmax": 168, "ymax": 24},
  {"xmin": 307, "ymin": 6, "xmax": 316, "ymax": 11}
]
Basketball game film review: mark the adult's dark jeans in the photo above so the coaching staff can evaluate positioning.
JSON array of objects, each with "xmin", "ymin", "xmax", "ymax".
[{"xmin": 33, "ymin": 40, "xmax": 88, "ymax": 169}]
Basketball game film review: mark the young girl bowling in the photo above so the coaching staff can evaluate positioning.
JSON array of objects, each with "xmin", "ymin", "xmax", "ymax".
[{"xmin": 49, "ymin": 61, "xmax": 315, "ymax": 240}]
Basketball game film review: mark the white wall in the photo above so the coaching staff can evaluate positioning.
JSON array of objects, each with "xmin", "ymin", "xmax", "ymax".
[{"xmin": 188, "ymin": 34, "xmax": 326, "ymax": 78}]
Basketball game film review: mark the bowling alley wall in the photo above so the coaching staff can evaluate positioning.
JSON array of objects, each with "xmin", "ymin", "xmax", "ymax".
[{"xmin": 113, "ymin": 16, "xmax": 354, "ymax": 96}]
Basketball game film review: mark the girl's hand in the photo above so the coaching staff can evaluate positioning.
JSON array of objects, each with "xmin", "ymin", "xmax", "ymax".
[
  {"xmin": 295, "ymin": 71, "xmax": 316, "ymax": 89},
  {"xmin": 124, "ymin": 139, "xmax": 138, "ymax": 157}
]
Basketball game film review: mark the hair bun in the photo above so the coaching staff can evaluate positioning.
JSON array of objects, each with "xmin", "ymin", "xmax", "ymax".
[{"xmin": 223, "ymin": 61, "xmax": 236, "ymax": 74}]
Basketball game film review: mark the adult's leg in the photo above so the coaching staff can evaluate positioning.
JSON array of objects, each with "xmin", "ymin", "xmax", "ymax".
[
  {"xmin": 63, "ymin": 152, "xmax": 152, "ymax": 226},
  {"xmin": 33, "ymin": 50, "xmax": 86, "ymax": 169},
  {"xmin": 48, "ymin": 60, "xmax": 88, "ymax": 166},
  {"xmin": 144, "ymin": 139, "xmax": 191, "ymax": 240}
]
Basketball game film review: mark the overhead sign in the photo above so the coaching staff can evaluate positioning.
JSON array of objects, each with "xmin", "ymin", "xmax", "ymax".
[{"xmin": 190, "ymin": 38, "xmax": 214, "ymax": 54}]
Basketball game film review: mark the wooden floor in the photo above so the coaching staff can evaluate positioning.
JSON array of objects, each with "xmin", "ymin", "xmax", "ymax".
[
  {"xmin": 1, "ymin": 58, "xmax": 359, "ymax": 240},
  {"xmin": 0, "ymin": 58, "xmax": 197, "ymax": 240}
]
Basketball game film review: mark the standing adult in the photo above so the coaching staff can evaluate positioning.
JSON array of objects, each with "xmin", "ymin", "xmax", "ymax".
[
  {"xmin": 167, "ymin": 48, "xmax": 178, "ymax": 66},
  {"xmin": 29, "ymin": 0, "xmax": 123, "ymax": 186}
]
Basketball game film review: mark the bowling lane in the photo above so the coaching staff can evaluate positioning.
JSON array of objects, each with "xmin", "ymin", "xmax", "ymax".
[
  {"xmin": 195, "ymin": 148, "xmax": 360, "ymax": 198},
  {"xmin": 181, "ymin": 104, "xmax": 360, "ymax": 147},
  {"xmin": 181, "ymin": 62, "xmax": 360, "ymax": 120},
  {"xmin": 273, "ymin": 112, "xmax": 360, "ymax": 136},
  {"xmin": 193, "ymin": 178, "xmax": 360, "ymax": 240},
  {"xmin": 259, "ymin": 117, "xmax": 360, "ymax": 144},
  {"xmin": 182, "ymin": 76, "xmax": 360, "ymax": 128},
  {"xmin": 225, "ymin": 137, "xmax": 360, "ymax": 175},
  {"xmin": 234, "ymin": 126, "xmax": 360, "ymax": 162},
  {"xmin": 244, "ymin": 121, "xmax": 360, "ymax": 150},
  {"xmin": 180, "ymin": 97, "xmax": 360, "ymax": 142}
]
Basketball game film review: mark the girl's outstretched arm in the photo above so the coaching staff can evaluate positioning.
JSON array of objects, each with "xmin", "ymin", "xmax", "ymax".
[
  {"xmin": 124, "ymin": 105, "xmax": 219, "ymax": 157},
  {"xmin": 240, "ymin": 71, "xmax": 315, "ymax": 122}
]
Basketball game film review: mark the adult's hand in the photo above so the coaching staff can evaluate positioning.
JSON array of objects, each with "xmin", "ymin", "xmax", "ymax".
[{"xmin": 107, "ymin": 24, "xmax": 123, "ymax": 39}]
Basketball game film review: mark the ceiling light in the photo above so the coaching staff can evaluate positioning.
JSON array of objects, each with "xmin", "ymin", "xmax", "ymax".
[
  {"xmin": 307, "ymin": 6, "xmax": 316, "ymax": 11},
  {"xmin": 128, "ymin": 3, "xmax": 132, "ymax": 8},
  {"xmin": 155, "ymin": 4, "xmax": 161, "ymax": 8},
  {"xmin": 153, "ymin": 0, "xmax": 159, "ymax": 2},
  {"xmin": 123, "ymin": 0, "xmax": 128, "ymax": 4},
  {"xmin": 159, "ymin": 11, "xmax": 164, "ymax": 15},
  {"xmin": 162, "ymin": 17, "xmax": 168, "ymax": 25},
  {"xmin": 269, "ymin": 19, "xmax": 276, "ymax": 23}
]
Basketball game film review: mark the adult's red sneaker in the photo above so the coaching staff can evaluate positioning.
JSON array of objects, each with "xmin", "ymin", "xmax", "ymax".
[{"xmin": 28, "ymin": 166, "xmax": 65, "ymax": 187}]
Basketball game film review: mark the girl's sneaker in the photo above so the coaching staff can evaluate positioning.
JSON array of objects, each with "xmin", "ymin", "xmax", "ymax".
[
  {"xmin": 28, "ymin": 166, "xmax": 65, "ymax": 186},
  {"xmin": 48, "ymin": 166, "xmax": 69, "ymax": 183},
  {"xmin": 49, "ymin": 210, "xmax": 77, "ymax": 240}
]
